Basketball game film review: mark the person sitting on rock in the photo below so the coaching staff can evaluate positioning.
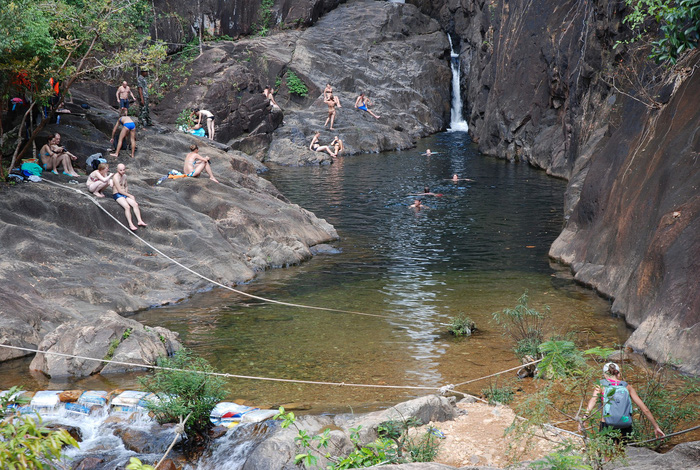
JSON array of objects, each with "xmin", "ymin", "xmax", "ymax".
[
  {"xmin": 86, "ymin": 162, "xmax": 113, "ymax": 197},
  {"xmin": 184, "ymin": 144, "xmax": 219, "ymax": 183},
  {"xmin": 110, "ymin": 109, "xmax": 137, "ymax": 159},
  {"xmin": 49, "ymin": 133, "xmax": 80, "ymax": 176},
  {"xmin": 355, "ymin": 93, "xmax": 380, "ymax": 119},
  {"xmin": 263, "ymin": 85, "xmax": 280, "ymax": 109},
  {"xmin": 309, "ymin": 132, "xmax": 336, "ymax": 157},
  {"xmin": 112, "ymin": 163, "xmax": 147, "ymax": 230},
  {"xmin": 193, "ymin": 108, "xmax": 215, "ymax": 140},
  {"xmin": 39, "ymin": 134, "xmax": 77, "ymax": 176},
  {"xmin": 331, "ymin": 136, "xmax": 344, "ymax": 156}
]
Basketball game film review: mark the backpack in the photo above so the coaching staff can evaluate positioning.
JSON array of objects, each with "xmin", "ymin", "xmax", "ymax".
[
  {"xmin": 600, "ymin": 379, "xmax": 633, "ymax": 427},
  {"xmin": 85, "ymin": 153, "xmax": 106, "ymax": 171}
]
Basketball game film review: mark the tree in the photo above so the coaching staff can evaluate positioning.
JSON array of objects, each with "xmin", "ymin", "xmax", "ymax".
[{"xmin": 0, "ymin": 0, "xmax": 166, "ymax": 176}]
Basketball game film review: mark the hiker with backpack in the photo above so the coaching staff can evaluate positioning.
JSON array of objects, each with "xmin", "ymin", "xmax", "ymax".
[{"xmin": 580, "ymin": 362, "xmax": 665, "ymax": 441}]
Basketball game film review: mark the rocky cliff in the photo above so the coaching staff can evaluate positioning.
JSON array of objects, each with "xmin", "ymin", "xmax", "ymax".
[
  {"xmin": 0, "ymin": 89, "xmax": 338, "ymax": 376},
  {"xmin": 409, "ymin": 0, "xmax": 699, "ymax": 373}
]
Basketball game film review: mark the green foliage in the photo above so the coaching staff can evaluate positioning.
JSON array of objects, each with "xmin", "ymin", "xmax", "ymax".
[
  {"xmin": 493, "ymin": 292, "xmax": 549, "ymax": 360},
  {"xmin": 0, "ymin": 387, "xmax": 79, "ymax": 469},
  {"xmin": 537, "ymin": 340, "xmax": 586, "ymax": 379},
  {"xmin": 125, "ymin": 457, "xmax": 156, "ymax": 470},
  {"xmin": 619, "ymin": 0, "xmax": 700, "ymax": 64},
  {"xmin": 285, "ymin": 71, "xmax": 308, "ymax": 97},
  {"xmin": 176, "ymin": 108, "xmax": 195, "ymax": 129},
  {"xmin": 448, "ymin": 313, "xmax": 476, "ymax": 337},
  {"xmin": 275, "ymin": 409, "xmax": 441, "ymax": 468},
  {"xmin": 481, "ymin": 382, "xmax": 515, "ymax": 405},
  {"xmin": 255, "ymin": 0, "xmax": 275, "ymax": 37},
  {"xmin": 104, "ymin": 328, "xmax": 132, "ymax": 361},
  {"xmin": 529, "ymin": 442, "xmax": 591, "ymax": 470},
  {"xmin": 138, "ymin": 349, "xmax": 228, "ymax": 446}
]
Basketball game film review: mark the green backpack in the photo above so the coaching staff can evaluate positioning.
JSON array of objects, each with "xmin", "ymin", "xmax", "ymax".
[{"xmin": 600, "ymin": 379, "xmax": 633, "ymax": 427}]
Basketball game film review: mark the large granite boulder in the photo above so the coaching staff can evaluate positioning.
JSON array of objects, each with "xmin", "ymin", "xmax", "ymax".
[
  {"xmin": 0, "ymin": 88, "xmax": 338, "ymax": 370},
  {"xmin": 154, "ymin": 0, "xmax": 452, "ymax": 165}
]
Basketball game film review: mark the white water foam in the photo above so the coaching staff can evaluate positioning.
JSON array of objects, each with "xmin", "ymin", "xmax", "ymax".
[{"xmin": 447, "ymin": 34, "xmax": 469, "ymax": 133}]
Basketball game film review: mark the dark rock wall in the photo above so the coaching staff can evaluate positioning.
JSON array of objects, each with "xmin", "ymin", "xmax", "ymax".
[{"xmin": 408, "ymin": 0, "xmax": 699, "ymax": 373}]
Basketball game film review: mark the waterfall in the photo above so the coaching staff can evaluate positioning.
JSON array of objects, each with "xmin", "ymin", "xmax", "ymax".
[{"xmin": 447, "ymin": 34, "xmax": 469, "ymax": 132}]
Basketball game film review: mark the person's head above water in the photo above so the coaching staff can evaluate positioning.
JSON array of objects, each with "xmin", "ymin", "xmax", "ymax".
[
  {"xmin": 424, "ymin": 186, "xmax": 430, "ymax": 193},
  {"xmin": 452, "ymin": 174, "xmax": 459, "ymax": 180}
]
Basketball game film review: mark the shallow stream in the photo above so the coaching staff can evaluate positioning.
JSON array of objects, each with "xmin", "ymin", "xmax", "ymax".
[{"xmin": 2, "ymin": 132, "xmax": 630, "ymax": 413}]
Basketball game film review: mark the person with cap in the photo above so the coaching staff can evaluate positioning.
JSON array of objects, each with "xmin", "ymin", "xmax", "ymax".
[
  {"xmin": 580, "ymin": 362, "xmax": 665, "ymax": 442},
  {"xmin": 137, "ymin": 69, "xmax": 153, "ymax": 127}
]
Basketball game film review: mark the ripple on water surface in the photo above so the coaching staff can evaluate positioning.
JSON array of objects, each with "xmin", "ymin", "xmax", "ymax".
[{"xmin": 3, "ymin": 133, "xmax": 630, "ymax": 414}]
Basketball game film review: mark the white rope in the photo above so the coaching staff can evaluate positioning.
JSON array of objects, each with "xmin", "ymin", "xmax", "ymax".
[{"xmin": 453, "ymin": 358, "xmax": 543, "ymax": 387}]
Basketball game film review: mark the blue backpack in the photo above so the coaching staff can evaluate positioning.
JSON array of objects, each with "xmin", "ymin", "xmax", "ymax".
[{"xmin": 600, "ymin": 379, "xmax": 633, "ymax": 427}]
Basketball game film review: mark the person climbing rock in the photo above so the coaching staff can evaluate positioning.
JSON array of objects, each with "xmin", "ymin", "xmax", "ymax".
[
  {"xmin": 110, "ymin": 109, "xmax": 137, "ymax": 159},
  {"xmin": 355, "ymin": 93, "xmax": 380, "ymax": 119}
]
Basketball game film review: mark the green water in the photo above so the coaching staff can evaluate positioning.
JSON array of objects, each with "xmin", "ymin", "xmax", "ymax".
[{"xmin": 3, "ymin": 133, "xmax": 630, "ymax": 413}]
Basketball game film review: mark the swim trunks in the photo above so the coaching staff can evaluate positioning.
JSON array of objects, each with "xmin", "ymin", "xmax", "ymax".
[
  {"xmin": 358, "ymin": 104, "xmax": 368, "ymax": 111},
  {"xmin": 124, "ymin": 121, "xmax": 136, "ymax": 130},
  {"xmin": 120, "ymin": 99, "xmax": 129, "ymax": 109},
  {"xmin": 113, "ymin": 193, "xmax": 128, "ymax": 200}
]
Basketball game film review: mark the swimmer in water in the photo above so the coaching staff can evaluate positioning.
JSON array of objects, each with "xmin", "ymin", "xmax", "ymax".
[
  {"xmin": 448, "ymin": 174, "xmax": 474, "ymax": 182},
  {"xmin": 422, "ymin": 149, "xmax": 435, "ymax": 156},
  {"xmin": 409, "ymin": 199, "xmax": 430, "ymax": 209},
  {"xmin": 408, "ymin": 186, "xmax": 442, "ymax": 197}
]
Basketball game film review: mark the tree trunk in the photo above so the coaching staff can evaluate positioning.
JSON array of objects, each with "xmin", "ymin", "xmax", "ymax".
[{"xmin": 8, "ymin": 101, "xmax": 37, "ymax": 173}]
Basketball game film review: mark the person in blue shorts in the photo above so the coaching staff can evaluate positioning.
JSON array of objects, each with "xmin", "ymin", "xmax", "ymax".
[
  {"xmin": 112, "ymin": 163, "xmax": 147, "ymax": 230},
  {"xmin": 116, "ymin": 81, "xmax": 135, "ymax": 111},
  {"xmin": 110, "ymin": 108, "xmax": 137, "ymax": 159},
  {"xmin": 354, "ymin": 93, "xmax": 380, "ymax": 119}
]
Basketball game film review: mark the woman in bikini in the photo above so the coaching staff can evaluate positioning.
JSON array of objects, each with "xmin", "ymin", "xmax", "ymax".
[
  {"xmin": 331, "ymin": 136, "xmax": 344, "ymax": 156},
  {"xmin": 47, "ymin": 133, "xmax": 80, "ymax": 176},
  {"xmin": 86, "ymin": 163, "xmax": 113, "ymax": 197},
  {"xmin": 309, "ymin": 132, "xmax": 336, "ymax": 157},
  {"xmin": 39, "ymin": 135, "xmax": 63, "ymax": 175},
  {"xmin": 110, "ymin": 109, "xmax": 137, "ymax": 158},
  {"xmin": 193, "ymin": 108, "xmax": 216, "ymax": 140}
]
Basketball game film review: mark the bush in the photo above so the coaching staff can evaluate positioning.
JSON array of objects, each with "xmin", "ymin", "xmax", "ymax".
[
  {"xmin": 285, "ymin": 71, "xmax": 308, "ymax": 97},
  {"xmin": 481, "ymin": 382, "xmax": 515, "ymax": 405},
  {"xmin": 493, "ymin": 292, "xmax": 548, "ymax": 360},
  {"xmin": 138, "ymin": 349, "xmax": 228, "ymax": 449},
  {"xmin": 448, "ymin": 313, "xmax": 476, "ymax": 337}
]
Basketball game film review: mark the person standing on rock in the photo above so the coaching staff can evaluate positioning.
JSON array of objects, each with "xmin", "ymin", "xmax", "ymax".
[
  {"xmin": 110, "ymin": 109, "xmax": 137, "ymax": 159},
  {"xmin": 116, "ymin": 81, "xmax": 136, "ymax": 111},
  {"xmin": 355, "ymin": 93, "xmax": 380, "ymax": 119},
  {"xmin": 324, "ymin": 93, "xmax": 340, "ymax": 130},
  {"xmin": 184, "ymin": 144, "xmax": 219, "ymax": 183},
  {"xmin": 112, "ymin": 163, "xmax": 147, "ymax": 230},
  {"xmin": 193, "ymin": 108, "xmax": 215, "ymax": 140},
  {"xmin": 137, "ymin": 69, "xmax": 153, "ymax": 127}
]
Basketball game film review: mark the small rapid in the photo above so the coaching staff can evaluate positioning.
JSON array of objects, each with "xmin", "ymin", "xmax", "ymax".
[{"xmin": 447, "ymin": 34, "xmax": 469, "ymax": 132}]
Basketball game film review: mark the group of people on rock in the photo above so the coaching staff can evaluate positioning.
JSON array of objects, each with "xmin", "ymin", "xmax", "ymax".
[
  {"xmin": 39, "ymin": 133, "xmax": 80, "ymax": 177},
  {"xmin": 114, "ymin": 70, "xmax": 153, "ymax": 128}
]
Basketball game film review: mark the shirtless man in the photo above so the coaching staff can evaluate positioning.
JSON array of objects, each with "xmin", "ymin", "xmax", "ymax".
[
  {"xmin": 116, "ymin": 81, "xmax": 136, "ymax": 111},
  {"xmin": 49, "ymin": 133, "xmax": 80, "ymax": 176},
  {"xmin": 355, "ymin": 93, "xmax": 380, "ymax": 119},
  {"xmin": 112, "ymin": 163, "xmax": 147, "ymax": 230},
  {"xmin": 184, "ymin": 144, "xmax": 219, "ymax": 183},
  {"xmin": 110, "ymin": 109, "xmax": 137, "ymax": 158},
  {"xmin": 324, "ymin": 94, "xmax": 339, "ymax": 130},
  {"xmin": 409, "ymin": 199, "xmax": 427, "ymax": 209},
  {"xmin": 309, "ymin": 132, "xmax": 336, "ymax": 157}
]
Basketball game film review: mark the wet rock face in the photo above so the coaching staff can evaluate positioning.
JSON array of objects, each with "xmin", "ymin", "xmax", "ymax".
[
  {"xmin": 0, "ymin": 89, "xmax": 338, "ymax": 371},
  {"xmin": 154, "ymin": 1, "xmax": 451, "ymax": 165},
  {"xmin": 409, "ymin": 0, "xmax": 699, "ymax": 372}
]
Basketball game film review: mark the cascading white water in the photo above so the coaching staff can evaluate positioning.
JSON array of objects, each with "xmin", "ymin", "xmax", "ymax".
[{"xmin": 447, "ymin": 34, "xmax": 469, "ymax": 132}]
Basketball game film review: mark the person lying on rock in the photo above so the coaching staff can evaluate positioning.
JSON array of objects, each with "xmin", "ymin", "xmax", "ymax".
[
  {"xmin": 309, "ymin": 132, "xmax": 336, "ymax": 157},
  {"xmin": 355, "ymin": 93, "xmax": 380, "ymax": 119},
  {"xmin": 184, "ymin": 144, "xmax": 219, "ymax": 183},
  {"xmin": 49, "ymin": 133, "xmax": 80, "ymax": 176},
  {"xmin": 110, "ymin": 109, "xmax": 137, "ymax": 159},
  {"xmin": 193, "ymin": 108, "xmax": 215, "ymax": 140},
  {"xmin": 331, "ymin": 136, "xmax": 344, "ymax": 156},
  {"xmin": 39, "ymin": 134, "xmax": 77, "ymax": 176},
  {"xmin": 86, "ymin": 163, "xmax": 113, "ymax": 198},
  {"xmin": 112, "ymin": 163, "xmax": 147, "ymax": 230}
]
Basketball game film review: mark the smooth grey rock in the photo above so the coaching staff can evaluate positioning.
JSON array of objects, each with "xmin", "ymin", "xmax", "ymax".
[{"xmin": 607, "ymin": 442, "xmax": 700, "ymax": 469}]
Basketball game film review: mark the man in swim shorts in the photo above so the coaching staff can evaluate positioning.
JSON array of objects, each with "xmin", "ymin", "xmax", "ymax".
[
  {"xmin": 110, "ymin": 109, "xmax": 137, "ymax": 159},
  {"xmin": 116, "ymin": 81, "xmax": 136, "ymax": 111},
  {"xmin": 112, "ymin": 163, "xmax": 147, "ymax": 230},
  {"xmin": 184, "ymin": 144, "xmax": 219, "ymax": 183},
  {"xmin": 355, "ymin": 93, "xmax": 380, "ymax": 119}
]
